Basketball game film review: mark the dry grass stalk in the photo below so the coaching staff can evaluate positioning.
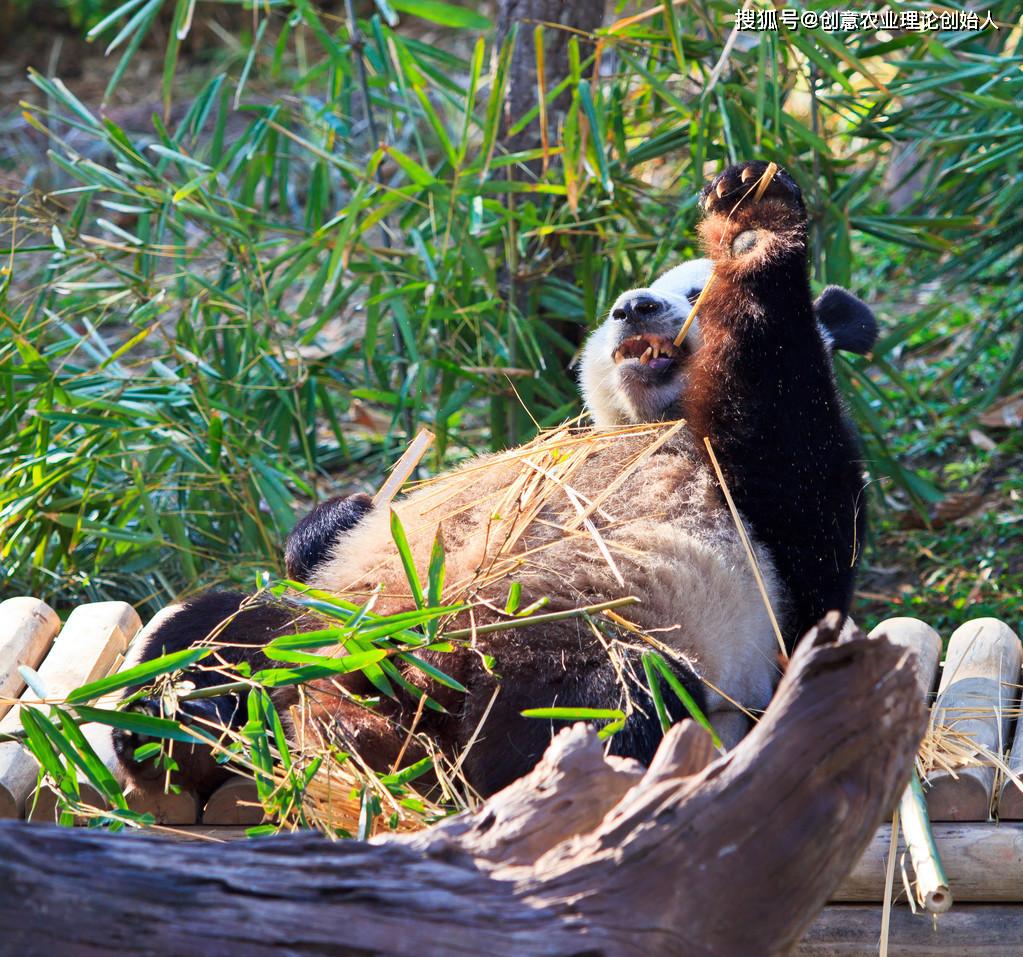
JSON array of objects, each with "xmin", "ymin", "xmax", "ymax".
[
  {"xmin": 702, "ymin": 437, "xmax": 787, "ymax": 659},
  {"xmin": 369, "ymin": 420, "xmax": 686, "ymax": 602},
  {"xmin": 879, "ymin": 805, "xmax": 899, "ymax": 957}
]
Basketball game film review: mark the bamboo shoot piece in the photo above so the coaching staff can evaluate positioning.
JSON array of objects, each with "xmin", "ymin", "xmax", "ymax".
[
  {"xmin": 0, "ymin": 597, "xmax": 60, "ymax": 722},
  {"xmin": 0, "ymin": 602, "xmax": 141, "ymax": 818},
  {"xmin": 926, "ymin": 618, "xmax": 1020, "ymax": 822},
  {"xmin": 869, "ymin": 618, "xmax": 949, "ymax": 912}
]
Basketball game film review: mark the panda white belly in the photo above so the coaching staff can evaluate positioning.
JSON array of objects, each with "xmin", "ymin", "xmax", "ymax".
[{"xmin": 309, "ymin": 430, "xmax": 783, "ymax": 746}]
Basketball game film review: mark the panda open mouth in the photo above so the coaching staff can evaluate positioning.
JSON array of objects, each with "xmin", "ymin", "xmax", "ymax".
[{"xmin": 613, "ymin": 333, "xmax": 682, "ymax": 373}]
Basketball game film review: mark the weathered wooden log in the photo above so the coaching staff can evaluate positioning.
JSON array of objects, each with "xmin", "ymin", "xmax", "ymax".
[
  {"xmin": 926, "ymin": 618, "xmax": 1021, "ymax": 822},
  {"xmin": 0, "ymin": 616, "xmax": 925, "ymax": 957},
  {"xmin": 834, "ymin": 821, "xmax": 1023, "ymax": 902},
  {"xmin": 0, "ymin": 602, "xmax": 141, "ymax": 818},
  {"xmin": 798, "ymin": 904, "xmax": 1023, "ymax": 956},
  {"xmin": 0, "ymin": 597, "xmax": 61, "ymax": 721}
]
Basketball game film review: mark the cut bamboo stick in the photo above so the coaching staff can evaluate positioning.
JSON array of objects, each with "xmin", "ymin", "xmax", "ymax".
[
  {"xmin": 998, "ymin": 621, "xmax": 1023, "ymax": 819},
  {"xmin": 0, "ymin": 601, "xmax": 141, "ymax": 818},
  {"xmin": 0, "ymin": 597, "xmax": 60, "ymax": 721},
  {"xmin": 899, "ymin": 771, "xmax": 951, "ymax": 913},
  {"xmin": 202, "ymin": 777, "xmax": 263, "ymax": 825},
  {"xmin": 868, "ymin": 617, "xmax": 942, "ymax": 699},
  {"xmin": 869, "ymin": 619, "xmax": 948, "ymax": 912},
  {"xmin": 926, "ymin": 618, "xmax": 1021, "ymax": 822},
  {"xmin": 372, "ymin": 428, "xmax": 434, "ymax": 507}
]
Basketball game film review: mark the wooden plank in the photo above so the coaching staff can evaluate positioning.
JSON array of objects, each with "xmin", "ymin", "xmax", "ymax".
[
  {"xmin": 114, "ymin": 825, "xmax": 258, "ymax": 842},
  {"xmin": 925, "ymin": 618, "xmax": 1021, "ymax": 822},
  {"xmin": 0, "ymin": 601, "xmax": 141, "ymax": 818},
  {"xmin": 798, "ymin": 904, "xmax": 1023, "ymax": 956},
  {"xmin": 202, "ymin": 777, "xmax": 263, "ymax": 825},
  {"xmin": 0, "ymin": 597, "xmax": 61, "ymax": 721},
  {"xmin": 834, "ymin": 822, "xmax": 1023, "ymax": 902}
]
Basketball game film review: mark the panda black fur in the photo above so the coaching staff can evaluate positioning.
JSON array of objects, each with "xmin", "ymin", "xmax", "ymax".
[{"xmin": 115, "ymin": 161, "xmax": 869, "ymax": 800}]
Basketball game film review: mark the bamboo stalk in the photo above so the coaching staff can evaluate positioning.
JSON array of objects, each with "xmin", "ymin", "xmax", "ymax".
[
  {"xmin": 443, "ymin": 596, "xmax": 639, "ymax": 641},
  {"xmin": 372, "ymin": 428, "xmax": 435, "ymax": 507},
  {"xmin": 672, "ymin": 273, "xmax": 717, "ymax": 348},
  {"xmin": 901, "ymin": 770, "xmax": 952, "ymax": 914}
]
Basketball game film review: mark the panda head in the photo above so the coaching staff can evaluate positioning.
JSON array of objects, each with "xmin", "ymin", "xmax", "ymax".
[
  {"xmin": 580, "ymin": 260, "xmax": 878, "ymax": 428},
  {"xmin": 579, "ymin": 259, "xmax": 713, "ymax": 428}
]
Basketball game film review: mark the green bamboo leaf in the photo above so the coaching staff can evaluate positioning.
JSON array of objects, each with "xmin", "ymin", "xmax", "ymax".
[
  {"xmin": 67, "ymin": 646, "xmax": 212, "ymax": 705},
  {"xmin": 390, "ymin": 509, "xmax": 426, "ymax": 609},
  {"xmin": 389, "ymin": 0, "xmax": 491, "ymax": 30},
  {"xmin": 74, "ymin": 706, "xmax": 209, "ymax": 745}
]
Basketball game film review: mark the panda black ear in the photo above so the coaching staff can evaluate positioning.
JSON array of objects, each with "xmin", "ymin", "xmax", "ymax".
[{"xmin": 813, "ymin": 286, "xmax": 879, "ymax": 356}]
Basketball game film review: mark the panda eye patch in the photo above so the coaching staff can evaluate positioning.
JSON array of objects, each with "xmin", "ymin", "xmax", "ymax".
[{"xmin": 686, "ymin": 289, "xmax": 700, "ymax": 304}]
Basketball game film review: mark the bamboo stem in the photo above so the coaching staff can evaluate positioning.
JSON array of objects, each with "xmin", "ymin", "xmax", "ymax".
[
  {"xmin": 372, "ymin": 429, "xmax": 435, "ymax": 507},
  {"xmin": 443, "ymin": 597, "xmax": 639, "ymax": 640},
  {"xmin": 672, "ymin": 273, "xmax": 717, "ymax": 348},
  {"xmin": 900, "ymin": 770, "xmax": 952, "ymax": 914}
]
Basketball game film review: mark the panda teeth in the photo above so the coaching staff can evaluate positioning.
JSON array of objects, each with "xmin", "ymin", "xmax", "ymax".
[{"xmin": 640, "ymin": 347, "xmax": 653, "ymax": 365}]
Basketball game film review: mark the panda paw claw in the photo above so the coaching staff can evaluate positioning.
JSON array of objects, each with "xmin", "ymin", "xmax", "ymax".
[{"xmin": 701, "ymin": 161, "xmax": 803, "ymax": 216}]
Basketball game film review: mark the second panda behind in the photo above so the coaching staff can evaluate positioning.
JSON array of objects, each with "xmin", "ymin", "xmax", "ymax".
[{"xmin": 115, "ymin": 162, "xmax": 869, "ymax": 801}]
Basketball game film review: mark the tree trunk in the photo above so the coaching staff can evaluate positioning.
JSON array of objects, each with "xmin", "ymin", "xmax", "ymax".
[
  {"xmin": 0, "ymin": 616, "xmax": 926, "ymax": 957},
  {"xmin": 496, "ymin": 0, "xmax": 607, "ymax": 157}
]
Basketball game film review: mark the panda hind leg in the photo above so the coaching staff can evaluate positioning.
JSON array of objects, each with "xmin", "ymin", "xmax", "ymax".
[{"xmin": 113, "ymin": 590, "xmax": 298, "ymax": 800}]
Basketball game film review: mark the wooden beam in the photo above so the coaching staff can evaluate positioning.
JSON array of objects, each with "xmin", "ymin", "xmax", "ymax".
[
  {"xmin": 798, "ymin": 904, "xmax": 1023, "ymax": 956},
  {"xmin": 926, "ymin": 618, "xmax": 1021, "ymax": 822},
  {"xmin": 835, "ymin": 822, "xmax": 1023, "ymax": 902}
]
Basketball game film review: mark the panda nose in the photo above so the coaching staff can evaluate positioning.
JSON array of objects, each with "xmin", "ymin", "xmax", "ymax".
[{"xmin": 612, "ymin": 295, "xmax": 662, "ymax": 325}]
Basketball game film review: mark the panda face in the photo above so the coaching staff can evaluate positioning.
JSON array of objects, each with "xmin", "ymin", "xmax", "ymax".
[{"xmin": 579, "ymin": 259, "xmax": 713, "ymax": 427}]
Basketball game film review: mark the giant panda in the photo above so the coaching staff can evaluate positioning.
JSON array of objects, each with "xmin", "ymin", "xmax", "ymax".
[{"xmin": 114, "ymin": 161, "xmax": 871, "ymax": 802}]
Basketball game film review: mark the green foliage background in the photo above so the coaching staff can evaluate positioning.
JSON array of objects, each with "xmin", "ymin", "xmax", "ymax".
[{"xmin": 2, "ymin": 1, "xmax": 1020, "ymax": 626}]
